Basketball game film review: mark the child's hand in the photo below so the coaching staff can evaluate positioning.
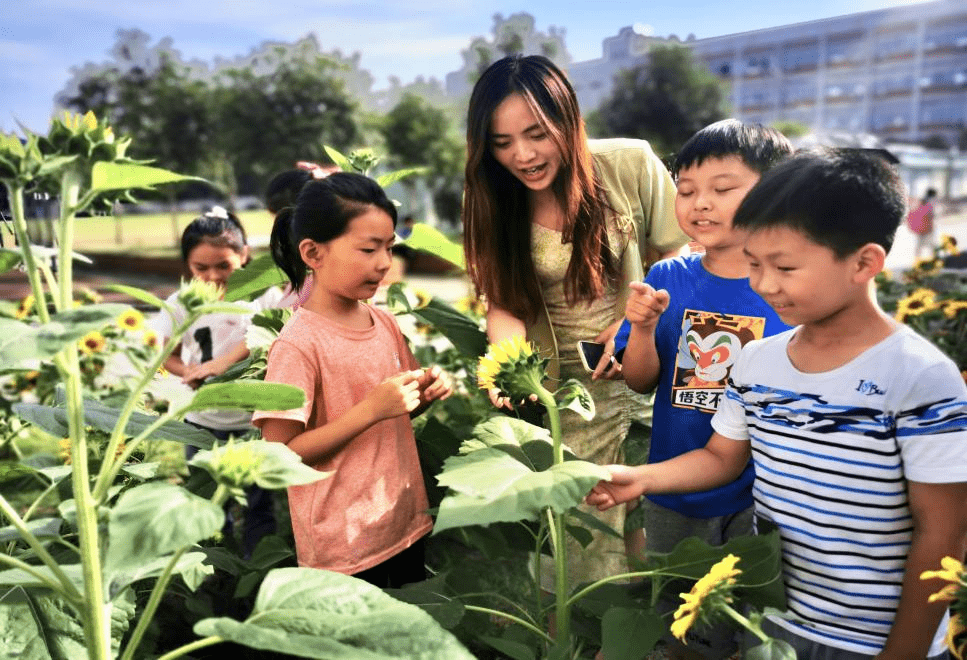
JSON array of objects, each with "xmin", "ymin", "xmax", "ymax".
[
  {"xmin": 367, "ymin": 370, "xmax": 422, "ymax": 420},
  {"xmin": 625, "ymin": 281, "xmax": 669, "ymax": 330},
  {"xmin": 417, "ymin": 365, "xmax": 454, "ymax": 405},
  {"xmin": 585, "ymin": 465, "xmax": 646, "ymax": 510},
  {"xmin": 182, "ymin": 362, "xmax": 222, "ymax": 389}
]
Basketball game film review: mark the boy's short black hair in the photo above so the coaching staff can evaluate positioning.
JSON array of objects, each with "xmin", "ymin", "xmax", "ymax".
[
  {"xmin": 673, "ymin": 118, "xmax": 793, "ymax": 176},
  {"xmin": 732, "ymin": 148, "xmax": 905, "ymax": 257}
]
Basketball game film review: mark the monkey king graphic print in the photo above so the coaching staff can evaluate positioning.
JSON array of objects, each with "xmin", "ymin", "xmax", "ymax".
[
  {"xmin": 612, "ymin": 254, "xmax": 791, "ymax": 517},
  {"xmin": 671, "ymin": 310, "xmax": 765, "ymax": 413}
]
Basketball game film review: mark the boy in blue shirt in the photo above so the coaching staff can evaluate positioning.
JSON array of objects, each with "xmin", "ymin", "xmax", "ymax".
[
  {"xmin": 612, "ymin": 119, "xmax": 793, "ymax": 658},
  {"xmin": 592, "ymin": 148, "xmax": 967, "ymax": 659}
]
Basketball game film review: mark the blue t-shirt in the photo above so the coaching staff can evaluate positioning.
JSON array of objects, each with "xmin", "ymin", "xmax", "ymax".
[{"xmin": 614, "ymin": 254, "xmax": 791, "ymax": 517}]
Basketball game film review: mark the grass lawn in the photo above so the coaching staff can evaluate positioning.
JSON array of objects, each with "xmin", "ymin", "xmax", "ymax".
[{"xmin": 66, "ymin": 210, "xmax": 274, "ymax": 255}]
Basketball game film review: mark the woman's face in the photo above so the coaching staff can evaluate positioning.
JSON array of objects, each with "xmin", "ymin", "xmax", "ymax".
[{"xmin": 489, "ymin": 93, "xmax": 562, "ymax": 194}]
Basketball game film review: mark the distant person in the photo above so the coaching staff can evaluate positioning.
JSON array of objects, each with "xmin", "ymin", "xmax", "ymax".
[
  {"xmin": 908, "ymin": 187, "xmax": 938, "ymax": 261},
  {"xmin": 265, "ymin": 162, "xmax": 340, "ymax": 308},
  {"xmin": 151, "ymin": 206, "xmax": 286, "ymax": 557},
  {"xmin": 612, "ymin": 118, "xmax": 793, "ymax": 659},
  {"xmin": 255, "ymin": 173, "xmax": 453, "ymax": 588},
  {"xmin": 588, "ymin": 149, "xmax": 967, "ymax": 660}
]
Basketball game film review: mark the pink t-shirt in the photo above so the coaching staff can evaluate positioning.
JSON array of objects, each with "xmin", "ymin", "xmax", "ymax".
[{"xmin": 252, "ymin": 305, "xmax": 432, "ymax": 574}]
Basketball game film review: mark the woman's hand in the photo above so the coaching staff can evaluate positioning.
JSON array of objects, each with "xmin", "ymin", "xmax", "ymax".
[{"xmin": 591, "ymin": 319, "xmax": 625, "ymax": 381}]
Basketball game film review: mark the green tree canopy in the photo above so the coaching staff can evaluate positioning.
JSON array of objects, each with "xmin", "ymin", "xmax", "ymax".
[{"xmin": 587, "ymin": 44, "xmax": 727, "ymax": 160}]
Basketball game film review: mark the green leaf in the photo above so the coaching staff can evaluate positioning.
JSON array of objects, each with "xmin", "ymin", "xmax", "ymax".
[
  {"xmin": 555, "ymin": 378, "xmax": 596, "ymax": 421},
  {"xmin": 479, "ymin": 635, "xmax": 536, "ymax": 660},
  {"xmin": 90, "ymin": 161, "xmax": 203, "ymax": 192},
  {"xmin": 323, "ymin": 146, "xmax": 352, "ymax": 172},
  {"xmin": 568, "ymin": 507, "xmax": 623, "ymax": 540},
  {"xmin": 0, "ymin": 461, "xmax": 41, "ymax": 485},
  {"xmin": 0, "ymin": 587, "xmax": 53, "ymax": 660},
  {"xmin": 745, "ymin": 639, "xmax": 797, "ymax": 660},
  {"xmin": 460, "ymin": 416, "xmax": 551, "ymax": 453},
  {"xmin": 600, "ymin": 606, "xmax": 664, "ymax": 660},
  {"xmin": 0, "ymin": 518, "xmax": 61, "ymax": 544},
  {"xmin": 383, "ymin": 582, "xmax": 466, "ymax": 630},
  {"xmin": 402, "ymin": 223, "xmax": 465, "ymax": 270},
  {"xmin": 224, "ymin": 253, "xmax": 288, "ymax": 302},
  {"xmin": 14, "ymin": 399, "xmax": 216, "ymax": 449},
  {"xmin": 98, "ymin": 283, "xmax": 168, "ymax": 311},
  {"xmin": 0, "ymin": 249, "xmax": 22, "ymax": 274},
  {"xmin": 411, "ymin": 299, "xmax": 488, "ymax": 358},
  {"xmin": 105, "ymin": 482, "xmax": 223, "ymax": 576},
  {"xmin": 434, "ymin": 449, "xmax": 610, "ymax": 533},
  {"xmin": 109, "ymin": 551, "xmax": 212, "ymax": 596},
  {"xmin": 377, "ymin": 167, "xmax": 428, "ymax": 189},
  {"xmin": 194, "ymin": 567, "xmax": 474, "ymax": 659},
  {"xmin": 0, "ymin": 304, "xmax": 129, "ymax": 366},
  {"xmin": 184, "ymin": 381, "xmax": 305, "ymax": 413}
]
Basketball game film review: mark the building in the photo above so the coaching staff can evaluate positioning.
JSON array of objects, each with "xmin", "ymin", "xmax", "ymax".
[{"xmin": 563, "ymin": 0, "xmax": 967, "ymax": 148}]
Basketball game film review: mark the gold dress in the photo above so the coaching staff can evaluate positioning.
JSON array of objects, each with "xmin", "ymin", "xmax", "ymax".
[{"xmin": 532, "ymin": 222, "xmax": 647, "ymax": 589}]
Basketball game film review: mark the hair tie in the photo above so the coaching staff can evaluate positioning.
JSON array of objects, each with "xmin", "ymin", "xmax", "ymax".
[
  {"xmin": 296, "ymin": 161, "xmax": 340, "ymax": 180},
  {"xmin": 205, "ymin": 206, "xmax": 229, "ymax": 219}
]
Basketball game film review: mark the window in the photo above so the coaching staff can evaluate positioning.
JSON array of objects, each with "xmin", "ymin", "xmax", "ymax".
[
  {"xmin": 783, "ymin": 42, "xmax": 819, "ymax": 72},
  {"xmin": 871, "ymin": 100, "xmax": 911, "ymax": 129},
  {"xmin": 874, "ymin": 28, "xmax": 917, "ymax": 60}
]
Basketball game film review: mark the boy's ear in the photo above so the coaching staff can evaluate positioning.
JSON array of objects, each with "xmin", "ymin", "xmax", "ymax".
[
  {"xmin": 852, "ymin": 242, "xmax": 887, "ymax": 283},
  {"xmin": 298, "ymin": 238, "xmax": 324, "ymax": 270}
]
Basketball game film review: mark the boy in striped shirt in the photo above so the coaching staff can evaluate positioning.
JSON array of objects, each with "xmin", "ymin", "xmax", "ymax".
[{"xmin": 588, "ymin": 148, "xmax": 967, "ymax": 659}]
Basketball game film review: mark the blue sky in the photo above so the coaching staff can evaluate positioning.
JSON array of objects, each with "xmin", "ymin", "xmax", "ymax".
[{"xmin": 1, "ymin": 0, "xmax": 928, "ymax": 134}]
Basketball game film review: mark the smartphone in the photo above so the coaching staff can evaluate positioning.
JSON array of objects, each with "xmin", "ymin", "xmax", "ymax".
[{"xmin": 577, "ymin": 340, "xmax": 606, "ymax": 373}]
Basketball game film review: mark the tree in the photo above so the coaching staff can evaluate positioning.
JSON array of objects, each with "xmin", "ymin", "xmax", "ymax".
[
  {"xmin": 771, "ymin": 120, "xmax": 810, "ymax": 139},
  {"xmin": 380, "ymin": 93, "xmax": 465, "ymax": 223},
  {"xmin": 587, "ymin": 44, "xmax": 727, "ymax": 159}
]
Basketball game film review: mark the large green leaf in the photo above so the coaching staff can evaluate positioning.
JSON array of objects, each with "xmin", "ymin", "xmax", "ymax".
[
  {"xmin": 401, "ymin": 223, "xmax": 465, "ymax": 270},
  {"xmin": 13, "ymin": 399, "xmax": 216, "ymax": 449},
  {"xmin": 29, "ymin": 590, "xmax": 135, "ymax": 659},
  {"xmin": 0, "ymin": 249, "xmax": 22, "ymax": 274},
  {"xmin": 224, "ymin": 252, "xmax": 288, "ymax": 302},
  {"xmin": 600, "ymin": 606, "xmax": 664, "ymax": 660},
  {"xmin": 98, "ymin": 283, "xmax": 168, "ymax": 311},
  {"xmin": 0, "ymin": 564, "xmax": 84, "ymax": 592},
  {"xmin": 0, "ymin": 304, "xmax": 129, "ymax": 366},
  {"xmin": 385, "ymin": 282, "xmax": 487, "ymax": 358},
  {"xmin": 0, "ymin": 586, "xmax": 52, "ymax": 660},
  {"xmin": 184, "ymin": 381, "xmax": 305, "ymax": 413},
  {"xmin": 434, "ymin": 449, "xmax": 610, "ymax": 533},
  {"xmin": 109, "ymin": 551, "xmax": 212, "ymax": 596},
  {"xmin": 105, "ymin": 482, "xmax": 223, "ymax": 575},
  {"xmin": 90, "ymin": 161, "xmax": 203, "ymax": 192},
  {"xmin": 194, "ymin": 567, "xmax": 474, "ymax": 659}
]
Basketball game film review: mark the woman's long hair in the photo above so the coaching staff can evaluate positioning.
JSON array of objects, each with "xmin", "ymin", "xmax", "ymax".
[{"xmin": 463, "ymin": 55, "xmax": 617, "ymax": 322}]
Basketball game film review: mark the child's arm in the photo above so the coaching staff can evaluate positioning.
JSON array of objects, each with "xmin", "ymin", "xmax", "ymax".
[
  {"xmin": 586, "ymin": 431, "xmax": 750, "ymax": 509},
  {"xmin": 875, "ymin": 480, "xmax": 967, "ymax": 660},
  {"xmin": 621, "ymin": 281, "xmax": 670, "ymax": 394},
  {"xmin": 162, "ymin": 342, "xmax": 186, "ymax": 377},
  {"xmin": 411, "ymin": 365, "xmax": 453, "ymax": 417},
  {"xmin": 181, "ymin": 340, "xmax": 249, "ymax": 389},
  {"xmin": 261, "ymin": 370, "xmax": 423, "ymax": 465}
]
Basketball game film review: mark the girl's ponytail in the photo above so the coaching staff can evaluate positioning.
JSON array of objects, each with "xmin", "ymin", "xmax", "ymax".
[{"xmin": 270, "ymin": 207, "xmax": 307, "ymax": 291}]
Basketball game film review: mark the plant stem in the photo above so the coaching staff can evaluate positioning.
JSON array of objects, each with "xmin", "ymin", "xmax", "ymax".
[
  {"xmin": 155, "ymin": 636, "xmax": 224, "ymax": 660},
  {"xmin": 120, "ymin": 547, "xmax": 188, "ymax": 660},
  {"xmin": 60, "ymin": 346, "xmax": 112, "ymax": 660},
  {"xmin": 565, "ymin": 570, "xmax": 661, "ymax": 608},
  {"xmin": 0, "ymin": 493, "xmax": 82, "ymax": 601},
  {"xmin": 463, "ymin": 605, "xmax": 555, "ymax": 645},
  {"xmin": 535, "ymin": 389, "xmax": 569, "ymax": 646},
  {"xmin": 721, "ymin": 603, "xmax": 769, "ymax": 643},
  {"xmin": 6, "ymin": 183, "xmax": 51, "ymax": 324}
]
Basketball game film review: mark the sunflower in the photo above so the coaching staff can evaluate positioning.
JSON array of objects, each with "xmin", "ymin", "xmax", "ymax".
[
  {"xmin": 910, "ymin": 257, "xmax": 943, "ymax": 278},
  {"xmin": 58, "ymin": 438, "xmax": 72, "ymax": 464},
  {"xmin": 895, "ymin": 288, "xmax": 939, "ymax": 320},
  {"xmin": 143, "ymin": 329, "xmax": 160, "ymax": 349},
  {"xmin": 476, "ymin": 335, "xmax": 548, "ymax": 399},
  {"xmin": 922, "ymin": 557, "xmax": 967, "ymax": 659},
  {"xmin": 940, "ymin": 234, "xmax": 959, "ymax": 256},
  {"xmin": 670, "ymin": 554, "xmax": 742, "ymax": 643},
  {"xmin": 15, "ymin": 294, "xmax": 35, "ymax": 320},
  {"xmin": 943, "ymin": 300, "xmax": 967, "ymax": 320},
  {"xmin": 79, "ymin": 331, "xmax": 107, "ymax": 355},
  {"xmin": 117, "ymin": 308, "xmax": 145, "ymax": 332}
]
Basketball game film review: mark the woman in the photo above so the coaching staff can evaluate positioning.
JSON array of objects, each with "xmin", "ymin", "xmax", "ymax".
[{"xmin": 463, "ymin": 55, "xmax": 687, "ymax": 587}]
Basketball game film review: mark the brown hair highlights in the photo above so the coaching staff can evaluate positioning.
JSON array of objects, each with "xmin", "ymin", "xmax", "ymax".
[{"xmin": 463, "ymin": 55, "xmax": 616, "ymax": 322}]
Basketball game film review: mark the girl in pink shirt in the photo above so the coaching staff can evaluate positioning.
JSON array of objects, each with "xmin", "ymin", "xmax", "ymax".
[{"xmin": 253, "ymin": 173, "xmax": 452, "ymax": 587}]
